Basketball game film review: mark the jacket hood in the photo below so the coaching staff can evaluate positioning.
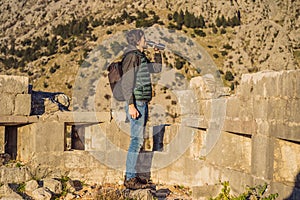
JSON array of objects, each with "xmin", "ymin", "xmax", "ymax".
[{"xmin": 123, "ymin": 44, "xmax": 141, "ymax": 54}]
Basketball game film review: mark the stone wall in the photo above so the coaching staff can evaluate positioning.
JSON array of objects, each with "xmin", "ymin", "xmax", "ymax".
[
  {"xmin": 0, "ymin": 75, "xmax": 31, "ymax": 116},
  {"xmin": 0, "ymin": 71, "xmax": 299, "ymax": 199}
]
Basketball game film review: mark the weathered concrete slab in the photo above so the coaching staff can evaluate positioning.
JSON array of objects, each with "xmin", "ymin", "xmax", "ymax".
[
  {"xmin": 251, "ymin": 134, "xmax": 275, "ymax": 179},
  {"xmin": 0, "ymin": 94, "xmax": 15, "ymax": 116},
  {"xmin": 271, "ymin": 122, "xmax": 300, "ymax": 142},
  {"xmin": 192, "ymin": 184, "xmax": 222, "ymax": 200},
  {"xmin": 57, "ymin": 112, "xmax": 111, "ymax": 123},
  {"xmin": 0, "ymin": 126, "xmax": 4, "ymax": 153},
  {"xmin": 0, "ymin": 75, "xmax": 28, "ymax": 94},
  {"xmin": 271, "ymin": 181, "xmax": 300, "ymax": 200},
  {"xmin": 207, "ymin": 131, "xmax": 252, "ymax": 173},
  {"xmin": 14, "ymin": 94, "xmax": 31, "ymax": 116},
  {"xmin": 17, "ymin": 121, "xmax": 64, "ymax": 161},
  {"xmin": 0, "ymin": 116, "xmax": 38, "ymax": 125},
  {"xmin": 0, "ymin": 167, "xmax": 31, "ymax": 183},
  {"xmin": 223, "ymin": 118, "xmax": 255, "ymax": 135},
  {"xmin": 273, "ymin": 138, "xmax": 300, "ymax": 184}
]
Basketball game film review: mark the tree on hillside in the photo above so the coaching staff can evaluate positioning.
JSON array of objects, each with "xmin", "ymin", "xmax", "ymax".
[
  {"xmin": 216, "ymin": 16, "xmax": 222, "ymax": 27},
  {"xmin": 175, "ymin": 10, "xmax": 184, "ymax": 30},
  {"xmin": 173, "ymin": 11, "xmax": 179, "ymax": 22},
  {"xmin": 184, "ymin": 10, "xmax": 192, "ymax": 28}
]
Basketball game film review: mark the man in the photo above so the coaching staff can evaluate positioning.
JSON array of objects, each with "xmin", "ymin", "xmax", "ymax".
[{"xmin": 122, "ymin": 29, "xmax": 162, "ymax": 190}]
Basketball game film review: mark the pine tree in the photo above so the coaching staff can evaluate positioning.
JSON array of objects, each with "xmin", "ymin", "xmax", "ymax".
[
  {"xmin": 199, "ymin": 15, "xmax": 205, "ymax": 28},
  {"xmin": 216, "ymin": 16, "xmax": 222, "ymax": 27},
  {"xmin": 173, "ymin": 11, "xmax": 179, "ymax": 22},
  {"xmin": 176, "ymin": 9, "xmax": 184, "ymax": 30},
  {"xmin": 184, "ymin": 10, "xmax": 191, "ymax": 28},
  {"xmin": 221, "ymin": 15, "xmax": 227, "ymax": 28}
]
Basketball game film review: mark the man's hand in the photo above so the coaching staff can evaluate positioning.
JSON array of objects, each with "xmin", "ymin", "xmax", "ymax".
[
  {"xmin": 129, "ymin": 104, "xmax": 139, "ymax": 119},
  {"xmin": 154, "ymin": 47, "xmax": 160, "ymax": 53}
]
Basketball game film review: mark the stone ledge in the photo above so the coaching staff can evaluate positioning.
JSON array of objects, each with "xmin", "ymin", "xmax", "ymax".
[
  {"xmin": 271, "ymin": 122, "xmax": 300, "ymax": 142},
  {"xmin": 57, "ymin": 112, "xmax": 111, "ymax": 123},
  {"xmin": 181, "ymin": 115, "xmax": 208, "ymax": 129},
  {"xmin": 223, "ymin": 118, "xmax": 255, "ymax": 135},
  {"xmin": 0, "ymin": 116, "xmax": 39, "ymax": 125}
]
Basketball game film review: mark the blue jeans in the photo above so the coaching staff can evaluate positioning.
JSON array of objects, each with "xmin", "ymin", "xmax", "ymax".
[{"xmin": 125, "ymin": 100, "xmax": 148, "ymax": 180}]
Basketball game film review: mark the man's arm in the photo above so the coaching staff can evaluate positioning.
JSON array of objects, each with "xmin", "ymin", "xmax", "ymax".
[
  {"xmin": 122, "ymin": 53, "xmax": 138, "ymax": 105},
  {"xmin": 122, "ymin": 52, "xmax": 140, "ymax": 119}
]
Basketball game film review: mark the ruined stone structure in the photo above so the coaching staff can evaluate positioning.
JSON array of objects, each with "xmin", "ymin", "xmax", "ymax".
[{"xmin": 0, "ymin": 71, "xmax": 299, "ymax": 199}]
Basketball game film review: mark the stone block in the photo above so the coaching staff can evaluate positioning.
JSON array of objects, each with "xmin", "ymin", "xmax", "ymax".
[
  {"xmin": 18, "ymin": 121, "xmax": 64, "ymax": 160},
  {"xmin": 192, "ymin": 184, "xmax": 222, "ymax": 200},
  {"xmin": 173, "ymin": 90, "xmax": 200, "ymax": 116},
  {"xmin": 290, "ymin": 99, "xmax": 300, "ymax": 123},
  {"xmin": 237, "ymin": 73, "xmax": 254, "ymax": 97},
  {"xmin": 262, "ymin": 73, "xmax": 280, "ymax": 97},
  {"xmin": 252, "ymin": 97, "xmax": 268, "ymax": 120},
  {"xmin": 43, "ymin": 178, "xmax": 62, "ymax": 194},
  {"xmin": 200, "ymin": 99, "xmax": 211, "ymax": 122},
  {"xmin": 0, "ymin": 75, "xmax": 28, "ymax": 94},
  {"xmin": 280, "ymin": 70, "xmax": 297, "ymax": 98},
  {"xmin": 223, "ymin": 118, "xmax": 255, "ymax": 135},
  {"xmin": 0, "ymin": 126, "xmax": 4, "ymax": 153},
  {"xmin": 25, "ymin": 180, "xmax": 39, "ymax": 193},
  {"xmin": 207, "ymin": 131, "xmax": 252, "ymax": 173},
  {"xmin": 251, "ymin": 134, "xmax": 274, "ymax": 179},
  {"xmin": 266, "ymin": 98, "xmax": 288, "ymax": 121},
  {"xmin": 17, "ymin": 124, "xmax": 35, "ymax": 161},
  {"xmin": 296, "ymin": 70, "xmax": 300, "ymax": 98},
  {"xmin": 0, "ymin": 167, "xmax": 31, "ymax": 183},
  {"xmin": 128, "ymin": 189, "xmax": 153, "ymax": 200},
  {"xmin": 32, "ymin": 188, "xmax": 51, "ymax": 200},
  {"xmin": 14, "ymin": 94, "xmax": 31, "ymax": 116},
  {"xmin": 226, "ymin": 97, "xmax": 240, "ymax": 118},
  {"xmin": 270, "ymin": 181, "xmax": 298, "ymax": 200},
  {"xmin": 58, "ymin": 112, "xmax": 111, "ymax": 123},
  {"xmin": 0, "ymin": 184, "xmax": 23, "ymax": 200},
  {"xmin": 220, "ymin": 167, "xmax": 254, "ymax": 194},
  {"xmin": 255, "ymin": 119, "xmax": 270, "ymax": 136},
  {"xmin": 0, "ymin": 94, "xmax": 15, "ymax": 116},
  {"xmin": 271, "ymin": 122, "xmax": 300, "ymax": 142},
  {"xmin": 228, "ymin": 97, "xmax": 253, "ymax": 121},
  {"xmin": 273, "ymin": 139, "xmax": 300, "ymax": 184}
]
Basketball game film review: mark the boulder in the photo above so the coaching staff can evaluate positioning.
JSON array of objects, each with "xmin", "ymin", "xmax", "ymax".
[
  {"xmin": 31, "ymin": 188, "xmax": 51, "ymax": 200},
  {"xmin": 43, "ymin": 178, "xmax": 62, "ymax": 194},
  {"xmin": 25, "ymin": 180, "xmax": 39, "ymax": 193}
]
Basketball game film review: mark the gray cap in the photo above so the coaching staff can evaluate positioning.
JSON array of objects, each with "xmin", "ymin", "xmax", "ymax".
[{"xmin": 126, "ymin": 29, "xmax": 144, "ymax": 46}]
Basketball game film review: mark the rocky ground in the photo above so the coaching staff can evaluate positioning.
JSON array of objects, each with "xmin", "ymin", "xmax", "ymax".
[
  {"xmin": 0, "ymin": 176, "xmax": 192, "ymax": 200},
  {"xmin": 0, "ymin": 155, "xmax": 192, "ymax": 200}
]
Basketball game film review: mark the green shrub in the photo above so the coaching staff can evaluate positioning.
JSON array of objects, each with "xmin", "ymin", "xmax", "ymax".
[
  {"xmin": 213, "ymin": 54, "xmax": 219, "ymax": 59},
  {"xmin": 221, "ymin": 51, "xmax": 228, "ymax": 56},
  {"xmin": 220, "ymin": 28, "xmax": 227, "ymax": 34},
  {"xmin": 225, "ymin": 71, "xmax": 234, "ymax": 81},
  {"xmin": 175, "ymin": 58, "xmax": 185, "ymax": 70},
  {"xmin": 210, "ymin": 182, "xmax": 278, "ymax": 200},
  {"xmin": 223, "ymin": 44, "xmax": 233, "ymax": 50},
  {"xmin": 194, "ymin": 29, "xmax": 206, "ymax": 37}
]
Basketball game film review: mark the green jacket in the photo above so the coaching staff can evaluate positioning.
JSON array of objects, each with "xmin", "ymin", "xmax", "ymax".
[{"xmin": 122, "ymin": 45, "xmax": 162, "ymax": 105}]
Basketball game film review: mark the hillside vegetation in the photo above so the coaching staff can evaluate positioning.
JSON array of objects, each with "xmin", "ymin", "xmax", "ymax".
[{"xmin": 0, "ymin": 0, "xmax": 299, "ymax": 96}]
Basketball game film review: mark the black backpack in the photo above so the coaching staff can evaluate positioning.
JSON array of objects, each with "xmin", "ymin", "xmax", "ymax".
[{"xmin": 107, "ymin": 51, "xmax": 137, "ymax": 101}]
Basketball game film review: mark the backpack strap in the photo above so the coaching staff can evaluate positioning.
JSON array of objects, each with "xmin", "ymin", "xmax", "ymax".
[{"xmin": 122, "ymin": 50, "xmax": 140, "ymax": 71}]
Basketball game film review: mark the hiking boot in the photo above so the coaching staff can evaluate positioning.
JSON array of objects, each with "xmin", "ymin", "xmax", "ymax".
[
  {"xmin": 124, "ymin": 177, "xmax": 156, "ymax": 190},
  {"xmin": 137, "ymin": 177, "xmax": 156, "ymax": 190},
  {"xmin": 124, "ymin": 177, "xmax": 148, "ymax": 190}
]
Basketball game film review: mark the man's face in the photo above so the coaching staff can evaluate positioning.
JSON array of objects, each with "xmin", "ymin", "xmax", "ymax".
[{"xmin": 138, "ymin": 35, "xmax": 147, "ymax": 49}]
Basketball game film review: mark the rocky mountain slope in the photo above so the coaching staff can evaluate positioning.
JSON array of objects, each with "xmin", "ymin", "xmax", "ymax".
[{"xmin": 0, "ymin": 0, "xmax": 299, "ymax": 97}]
